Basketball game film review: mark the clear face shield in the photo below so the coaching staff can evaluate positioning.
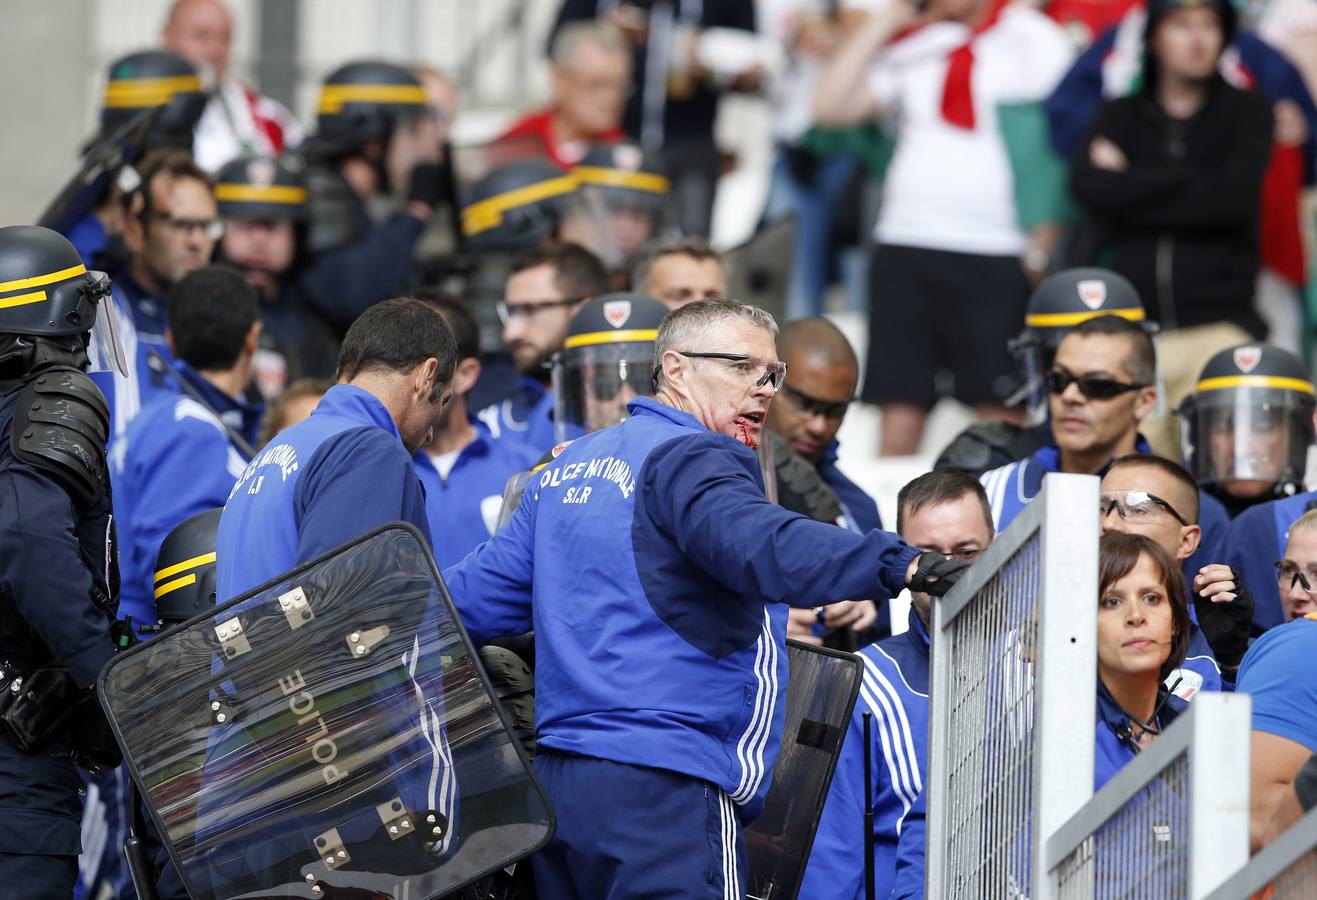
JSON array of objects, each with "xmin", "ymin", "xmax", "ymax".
[
  {"xmin": 1187, "ymin": 386, "xmax": 1316, "ymax": 499},
  {"xmin": 552, "ymin": 341, "xmax": 657, "ymax": 443},
  {"xmin": 1006, "ymin": 331, "xmax": 1055, "ymax": 427},
  {"xmin": 81, "ymin": 271, "xmax": 129, "ymax": 377},
  {"xmin": 558, "ymin": 183, "xmax": 673, "ymax": 271}
]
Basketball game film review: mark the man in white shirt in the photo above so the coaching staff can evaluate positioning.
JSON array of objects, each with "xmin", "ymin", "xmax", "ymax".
[
  {"xmin": 161, "ymin": 0, "xmax": 303, "ymax": 172},
  {"xmin": 815, "ymin": 0, "xmax": 1073, "ymax": 454}
]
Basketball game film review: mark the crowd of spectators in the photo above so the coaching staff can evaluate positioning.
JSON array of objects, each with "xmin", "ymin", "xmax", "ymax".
[{"xmin": 14, "ymin": 0, "xmax": 1317, "ymax": 895}]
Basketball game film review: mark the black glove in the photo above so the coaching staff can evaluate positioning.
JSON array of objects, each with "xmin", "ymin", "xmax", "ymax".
[
  {"xmin": 1193, "ymin": 566, "xmax": 1253, "ymax": 671},
  {"xmin": 406, "ymin": 162, "xmax": 444, "ymax": 209},
  {"xmin": 907, "ymin": 552, "xmax": 971, "ymax": 597}
]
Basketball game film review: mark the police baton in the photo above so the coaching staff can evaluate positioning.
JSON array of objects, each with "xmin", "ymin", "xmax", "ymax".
[{"xmin": 863, "ymin": 710, "xmax": 875, "ymax": 900}]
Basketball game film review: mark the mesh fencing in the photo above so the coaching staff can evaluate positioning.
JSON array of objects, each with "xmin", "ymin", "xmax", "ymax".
[
  {"xmin": 940, "ymin": 536, "xmax": 1042, "ymax": 899},
  {"xmin": 1205, "ymin": 805, "xmax": 1317, "ymax": 900},
  {"xmin": 1053, "ymin": 752, "xmax": 1191, "ymax": 899}
]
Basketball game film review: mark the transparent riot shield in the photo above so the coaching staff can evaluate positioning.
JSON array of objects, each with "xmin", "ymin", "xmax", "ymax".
[
  {"xmin": 98, "ymin": 523, "xmax": 553, "ymax": 900},
  {"xmin": 745, "ymin": 640, "xmax": 863, "ymax": 900}
]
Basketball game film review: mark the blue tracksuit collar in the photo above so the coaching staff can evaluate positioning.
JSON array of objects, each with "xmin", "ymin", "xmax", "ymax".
[
  {"xmin": 1096, "ymin": 677, "xmax": 1185, "ymax": 751},
  {"xmin": 907, "ymin": 608, "xmax": 932, "ymax": 651},
  {"xmin": 1032, "ymin": 434, "xmax": 1152, "ymax": 476},
  {"xmin": 176, "ymin": 360, "xmax": 264, "ymax": 449},
  {"xmin": 627, "ymin": 396, "xmax": 709, "ymax": 432},
  {"xmin": 821, "ymin": 440, "xmax": 841, "ymax": 464},
  {"xmin": 313, "ymin": 384, "xmax": 401, "ymax": 439}
]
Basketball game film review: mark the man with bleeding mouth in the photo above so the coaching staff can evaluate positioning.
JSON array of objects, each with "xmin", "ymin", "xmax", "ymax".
[{"xmin": 444, "ymin": 298, "xmax": 967, "ymax": 900}]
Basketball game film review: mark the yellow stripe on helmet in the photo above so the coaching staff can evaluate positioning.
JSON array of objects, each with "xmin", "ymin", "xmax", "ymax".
[
  {"xmin": 564, "ymin": 329, "xmax": 660, "ymax": 349},
  {"xmin": 103, "ymin": 74, "xmax": 202, "ymax": 108},
  {"xmin": 1024, "ymin": 308, "xmax": 1146, "ymax": 328},
  {"xmin": 154, "ymin": 551, "xmax": 217, "ymax": 584},
  {"xmin": 154, "ymin": 573, "xmax": 197, "ymax": 600},
  {"xmin": 214, "ymin": 184, "xmax": 309, "ymax": 205},
  {"xmin": 0, "ymin": 290, "xmax": 47, "ymax": 310},
  {"xmin": 1195, "ymin": 375, "xmax": 1316, "ymax": 395},
  {"xmin": 461, "ymin": 174, "xmax": 580, "ymax": 236},
  {"xmin": 318, "ymin": 84, "xmax": 428, "ymax": 114},
  {"xmin": 0, "ymin": 263, "xmax": 86, "ymax": 295},
  {"xmin": 572, "ymin": 166, "xmax": 670, "ymax": 194}
]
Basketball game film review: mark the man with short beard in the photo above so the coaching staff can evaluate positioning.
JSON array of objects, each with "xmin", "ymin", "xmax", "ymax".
[
  {"xmin": 212, "ymin": 155, "xmax": 340, "ymax": 399},
  {"xmin": 475, "ymin": 243, "xmax": 609, "ymax": 452}
]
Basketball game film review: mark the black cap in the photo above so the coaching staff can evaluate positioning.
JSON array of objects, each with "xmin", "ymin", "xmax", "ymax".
[
  {"xmin": 0, "ymin": 226, "xmax": 107, "ymax": 340},
  {"xmin": 1146, "ymin": 0, "xmax": 1237, "ymax": 43},
  {"xmin": 100, "ymin": 50, "xmax": 205, "ymax": 147},
  {"xmin": 564, "ymin": 292, "xmax": 669, "ymax": 349},
  {"xmin": 461, "ymin": 159, "xmax": 578, "ymax": 254},
  {"xmin": 305, "ymin": 61, "xmax": 429, "ymax": 158},
  {"xmin": 152, "ymin": 507, "xmax": 221, "ymax": 626},
  {"xmin": 1024, "ymin": 268, "xmax": 1144, "ymax": 336},
  {"xmin": 1195, "ymin": 344, "xmax": 1315, "ymax": 396},
  {"xmin": 214, "ymin": 156, "xmax": 309, "ymax": 221}
]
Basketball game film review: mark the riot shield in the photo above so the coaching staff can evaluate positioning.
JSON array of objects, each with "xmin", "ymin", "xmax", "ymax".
[
  {"xmin": 745, "ymin": 640, "xmax": 862, "ymax": 900},
  {"xmin": 98, "ymin": 523, "xmax": 553, "ymax": 900}
]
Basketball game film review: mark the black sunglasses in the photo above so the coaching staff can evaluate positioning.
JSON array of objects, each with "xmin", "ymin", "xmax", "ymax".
[
  {"xmin": 781, "ymin": 383, "xmax": 851, "ymax": 419},
  {"xmin": 1047, "ymin": 369, "xmax": 1147, "ymax": 401}
]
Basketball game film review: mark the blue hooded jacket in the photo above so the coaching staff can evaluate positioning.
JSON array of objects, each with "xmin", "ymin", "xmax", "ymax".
[{"xmin": 445, "ymin": 397, "xmax": 918, "ymax": 818}]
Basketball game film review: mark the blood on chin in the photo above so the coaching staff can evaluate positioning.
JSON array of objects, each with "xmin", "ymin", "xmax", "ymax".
[{"xmin": 733, "ymin": 416, "xmax": 760, "ymax": 450}]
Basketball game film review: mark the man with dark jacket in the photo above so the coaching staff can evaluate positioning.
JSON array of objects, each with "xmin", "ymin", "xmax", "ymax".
[{"xmin": 1069, "ymin": 0, "xmax": 1274, "ymax": 457}]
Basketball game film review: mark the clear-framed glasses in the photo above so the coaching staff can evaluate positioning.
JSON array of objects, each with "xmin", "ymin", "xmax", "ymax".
[
  {"xmin": 149, "ymin": 213, "xmax": 223, "ymax": 241},
  {"xmin": 496, "ymin": 297, "xmax": 584, "ymax": 326},
  {"xmin": 1275, "ymin": 560, "xmax": 1317, "ymax": 593}
]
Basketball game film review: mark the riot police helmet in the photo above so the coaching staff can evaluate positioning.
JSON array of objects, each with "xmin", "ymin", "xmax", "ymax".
[
  {"xmin": 99, "ymin": 50, "xmax": 206, "ymax": 149},
  {"xmin": 1009, "ymin": 268, "xmax": 1148, "ymax": 425},
  {"xmin": 552, "ymin": 291, "xmax": 668, "ymax": 441},
  {"xmin": 460, "ymin": 159, "xmax": 578, "ymax": 255},
  {"xmin": 0, "ymin": 225, "xmax": 127, "ymax": 377},
  {"xmin": 1181, "ymin": 344, "xmax": 1316, "ymax": 506},
  {"xmin": 563, "ymin": 143, "xmax": 673, "ymax": 270},
  {"xmin": 214, "ymin": 155, "xmax": 309, "ymax": 222},
  {"xmin": 304, "ymin": 61, "xmax": 432, "ymax": 159},
  {"xmin": 152, "ymin": 507, "xmax": 222, "ymax": 628}
]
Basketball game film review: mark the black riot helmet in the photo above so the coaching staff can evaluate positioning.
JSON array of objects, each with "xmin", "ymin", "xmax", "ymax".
[
  {"xmin": 552, "ymin": 291, "xmax": 669, "ymax": 441},
  {"xmin": 99, "ymin": 50, "xmax": 206, "ymax": 149},
  {"xmin": 152, "ymin": 507, "xmax": 221, "ymax": 628},
  {"xmin": 460, "ymin": 159, "xmax": 579, "ymax": 255},
  {"xmin": 214, "ymin": 155, "xmax": 309, "ymax": 222},
  {"xmin": 564, "ymin": 143, "xmax": 673, "ymax": 271},
  {"xmin": 0, "ymin": 226, "xmax": 127, "ymax": 378},
  {"xmin": 1008, "ymin": 268, "xmax": 1150, "ymax": 425},
  {"xmin": 1181, "ymin": 344, "xmax": 1316, "ymax": 510},
  {"xmin": 303, "ymin": 61, "xmax": 431, "ymax": 160}
]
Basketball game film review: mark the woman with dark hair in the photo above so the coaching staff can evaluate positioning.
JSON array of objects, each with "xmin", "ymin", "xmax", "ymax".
[{"xmin": 1095, "ymin": 531, "xmax": 1194, "ymax": 788}]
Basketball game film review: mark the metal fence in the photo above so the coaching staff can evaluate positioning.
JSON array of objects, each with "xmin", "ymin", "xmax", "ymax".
[
  {"xmin": 1204, "ymin": 793, "xmax": 1317, "ymax": 899},
  {"xmin": 926, "ymin": 473, "xmax": 1100, "ymax": 899},
  {"xmin": 1047, "ymin": 692, "xmax": 1252, "ymax": 900}
]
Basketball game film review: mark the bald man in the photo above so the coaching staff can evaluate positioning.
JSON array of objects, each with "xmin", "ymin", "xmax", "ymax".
[
  {"xmin": 768, "ymin": 317, "xmax": 881, "ymax": 534},
  {"xmin": 161, "ymin": 0, "xmax": 301, "ymax": 170}
]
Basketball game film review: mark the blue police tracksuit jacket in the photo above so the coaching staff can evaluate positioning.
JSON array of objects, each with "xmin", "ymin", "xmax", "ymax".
[
  {"xmin": 473, "ymin": 375, "xmax": 558, "ymax": 455},
  {"xmin": 888, "ymin": 681, "xmax": 1188, "ymax": 900},
  {"xmin": 445, "ymin": 397, "xmax": 919, "ymax": 819},
  {"xmin": 819, "ymin": 441, "xmax": 883, "ymax": 534},
  {"xmin": 800, "ymin": 610, "xmax": 929, "ymax": 900},
  {"xmin": 414, "ymin": 421, "xmax": 542, "ymax": 570},
  {"xmin": 216, "ymin": 384, "xmax": 431, "ymax": 601},
  {"xmin": 111, "ymin": 362, "xmax": 262, "ymax": 632},
  {"xmin": 88, "ymin": 287, "xmax": 176, "ymax": 440},
  {"xmin": 1222, "ymin": 490, "xmax": 1317, "ymax": 634},
  {"xmin": 980, "ymin": 441, "xmax": 1227, "ymax": 695}
]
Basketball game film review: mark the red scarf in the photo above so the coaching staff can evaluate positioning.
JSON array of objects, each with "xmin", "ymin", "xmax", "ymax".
[{"xmin": 937, "ymin": 0, "xmax": 1011, "ymax": 129}]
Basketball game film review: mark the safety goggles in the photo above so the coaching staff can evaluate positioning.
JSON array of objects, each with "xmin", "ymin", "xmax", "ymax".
[
  {"xmin": 147, "ymin": 213, "xmax": 224, "ymax": 241},
  {"xmin": 1048, "ymin": 369, "xmax": 1146, "ymax": 401},
  {"xmin": 1275, "ymin": 560, "xmax": 1317, "ymax": 593},
  {"xmin": 1099, "ymin": 490, "xmax": 1189, "ymax": 526},
  {"xmin": 780, "ymin": 383, "xmax": 851, "ymax": 420},
  {"xmin": 676, "ymin": 351, "xmax": 788, "ymax": 393}
]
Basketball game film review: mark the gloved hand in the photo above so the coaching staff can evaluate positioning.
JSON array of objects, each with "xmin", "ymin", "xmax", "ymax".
[
  {"xmin": 907, "ymin": 552, "xmax": 971, "ymax": 597},
  {"xmin": 406, "ymin": 162, "xmax": 444, "ymax": 209},
  {"xmin": 1192, "ymin": 564, "xmax": 1253, "ymax": 671}
]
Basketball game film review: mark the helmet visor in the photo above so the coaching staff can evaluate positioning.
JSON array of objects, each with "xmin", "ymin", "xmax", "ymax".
[
  {"xmin": 559, "ymin": 182, "xmax": 673, "ymax": 270},
  {"xmin": 83, "ymin": 271, "xmax": 129, "ymax": 377},
  {"xmin": 1007, "ymin": 334, "xmax": 1054, "ymax": 427},
  {"xmin": 1189, "ymin": 386, "xmax": 1315, "ymax": 496},
  {"xmin": 494, "ymin": 469, "xmax": 534, "ymax": 533},
  {"xmin": 553, "ymin": 342, "xmax": 657, "ymax": 442}
]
